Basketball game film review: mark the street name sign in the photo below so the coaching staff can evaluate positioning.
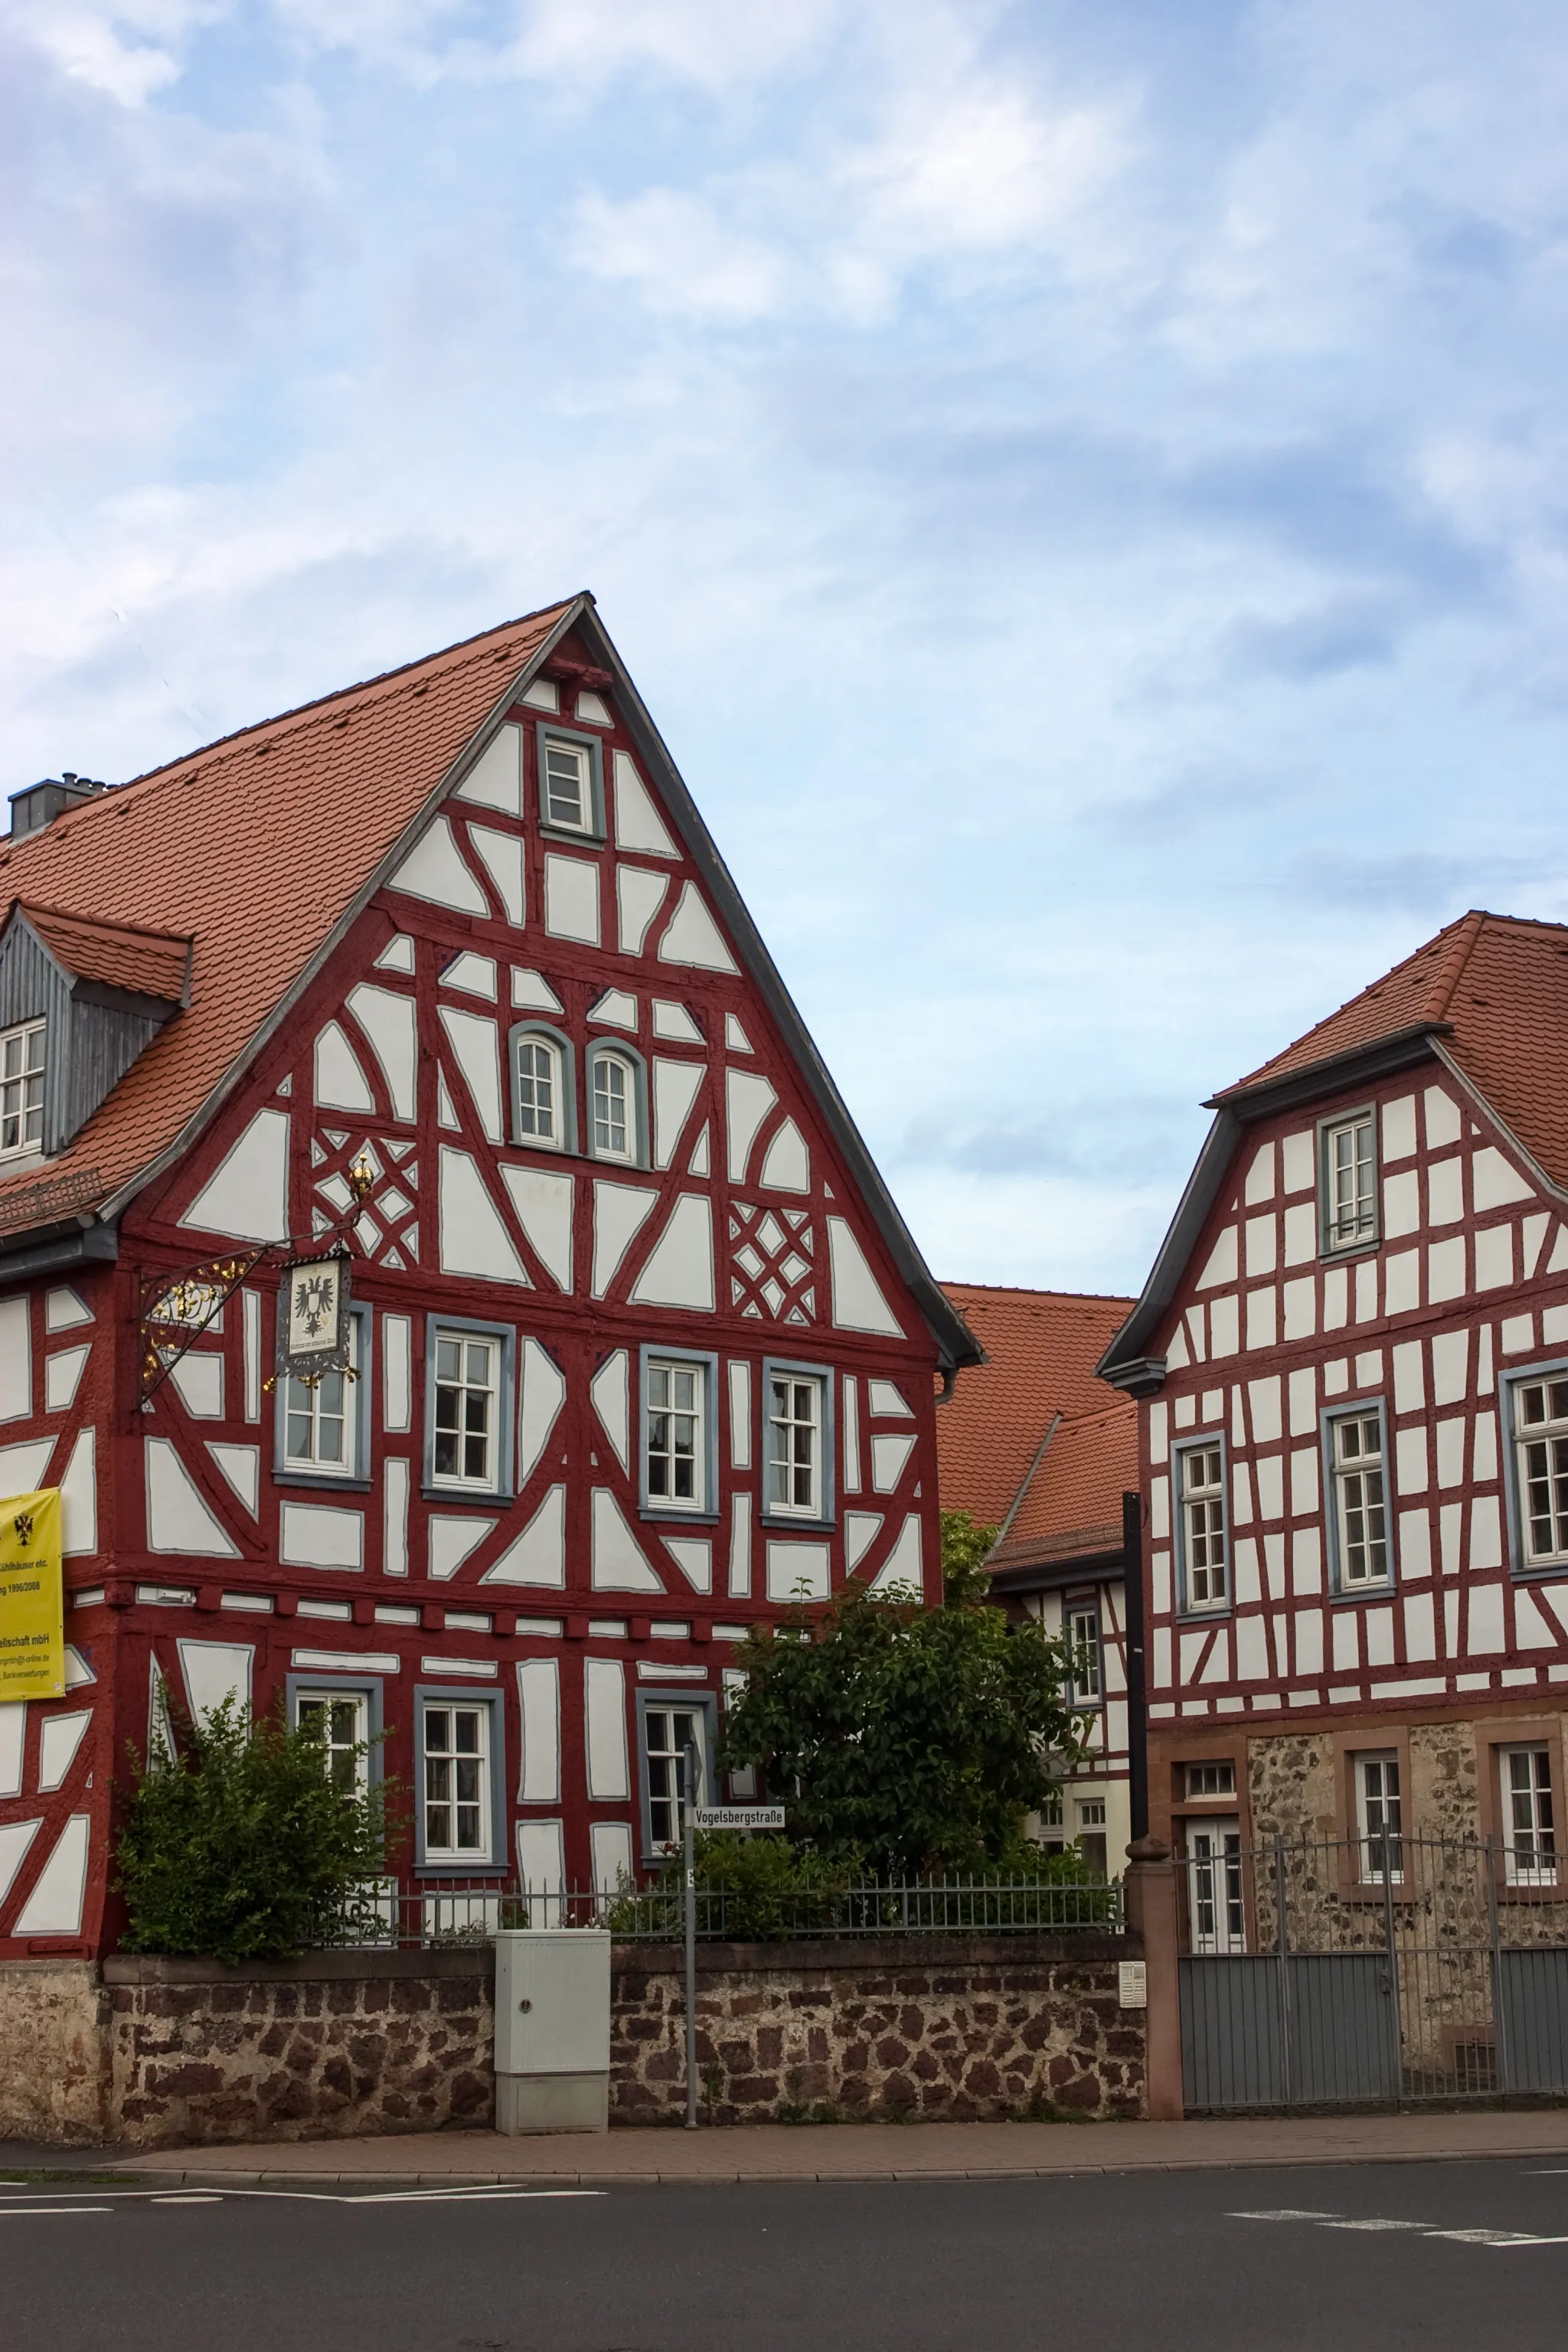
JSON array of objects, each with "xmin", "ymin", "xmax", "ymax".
[{"xmin": 689, "ymin": 1805, "xmax": 786, "ymax": 1831}]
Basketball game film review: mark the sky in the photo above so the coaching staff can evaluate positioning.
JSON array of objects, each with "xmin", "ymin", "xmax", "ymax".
[{"xmin": 5, "ymin": 1, "xmax": 1568, "ymax": 1302}]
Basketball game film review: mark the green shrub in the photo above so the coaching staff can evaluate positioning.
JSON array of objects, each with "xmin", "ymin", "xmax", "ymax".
[{"xmin": 115, "ymin": 1697, "xmax": 396, "ymax": 1965}]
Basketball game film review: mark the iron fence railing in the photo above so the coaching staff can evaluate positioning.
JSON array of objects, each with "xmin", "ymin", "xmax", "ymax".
[{"xmin": 315, "ymin": 1872, "xmax": 1124, "ymax": 1950}]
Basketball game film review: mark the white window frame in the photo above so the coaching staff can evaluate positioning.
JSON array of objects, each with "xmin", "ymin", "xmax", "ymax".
[
  {"xmin": 535, "ymin": 724, "xmax": 604, "ymax": 840},
  {"xmin": 0, "ymin": 1018, "xmax": 45, "ymax": 1160},
  {"xmin": 1319, "ymin": 1106, "xmax": 1378, "ymax": 1255},
  {"xmin": 641, "ymin": 1350, "xmax": 718, "ymax": 1518},
  {"xmin": 1185, "ymin": 1818, "xmax": 1246, "ymax": 1954},
  {"xmin": 1501, "ymin": 1745, "xmax": 1557, "ymax": 1887},
  {"xmin": 1354, "ymin": 1750, "xmax": 1403, "ymax": 1886},
  {"xmin": 637, "ymin": 1691, "xmax": 714, "ymax": 1860},
  {"xmin": 416, "ymin": 1688, "xmax": 502, "ymax": 1869},
  {"xmin": 765, "ymin": 1367, "xmax": 824, "ymax": 1520},
  {"xmin": 511, "ymin": 1025, "xmax": 572, "ymax": 1152},
  {"xmin": 425, "ymin": 1318, "xmax": 513, "ymax": 1498},
  {"xmin": 1066, "ymin": 1602, "xmax": 1102, "ymax": 1707},
  {"xmin": 1506, "ymin": 1362, "xmax": 1568, "ymax": 1573},
  {"xmin": 585, "ymin": 1042, "xmax": 647, "ymax": 1168},
  {"xmin": 1184, "ymin": 1761, "xmax": 1236, "ymax": 1800},
  {"xmin": 293, "ymin": 1686, "xmax": 371, "ymax": 1797},
  {"xmin": 278, "ymin": 1307, "xmax": 369, "ymax": 1485},
  {"xmin": 1174, "ymin": 1436, "xmax": 1228, "ymax": 1613},
  {"xmin": 1324, "ymin": 1400, "xmax": 1393, "ymax": 1592},
  {"xmin": 760, "ymin": 1356, "xmax": 835, "ymax": 1529}
]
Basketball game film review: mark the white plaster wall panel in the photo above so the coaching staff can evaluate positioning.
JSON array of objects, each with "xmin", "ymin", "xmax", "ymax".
[
  {"xmin": 516, "ymin": 1821, "xmax": 566, "ymax": 1908},
  {"xmin": 1232, "ymin": 1538, "xmax": 1259, "ymax": 1605},
  {"xmin": 375, "ymin": 933, "xmax": 416, "ymax": 973},
  {"xmin": 345, "ymin": 986, "xmax": 418, "ymax": 1123},
  {"xmin": 168, "ymin": 1351, "xmax": 224, "ymax": 1419},
  {"xmin": 653, "ymin": 1000, "xmax": 703, "ymax": 1044},
  {"xmin": 57, "ymin": 1427, "xmax": 96, "ymax": 1558},
  {"xmin": 728, "ymin": 1361, "xmax": 753, "ymax": 1470},
  {"xmin": 519, "ymin": 1338, "xmax": 567, "ymax": 1485},
  {"xmin": 145, "ymin": 1437, "xmax": 239, "ymax": 1557},
  {"xmin": 1430, "ymin": 1330, "xmax": 1468, "ymax": 1403},
  {"xmin": 1321, "ymin": 1269, "xmax": 1348, "ymax": 1331},
  {"xmin": 1207, "ymin": 1297, "xmax": 1239, "ymax": 1357},
  {"xmin": 577, "ymin": 691, "xmax": 612, "ymax": 727},
  {"xmin": 1513, "ymin": 1586, "xmax": 1556, "ymax": 1650},
  {"xmin": 1427, "ymin": 1237, "xmax": 1465, "ymax": 1303},
  {"xmin": 1425, "ymin": 1087, "xmax": 1462, "ymax": 1148},
  {"xmin": 767, "ymin": 1540, "xmax": 831, "ymax": 1601},
  {"xmin": 1383, "ymin": 1168, "xmax": 1420, "ymax": 1239},
  {"xmin": 207, "ymin": 1443, "xmax": 260, "ymax": 1516},
  {"xmin": 1469, "ymin": 1580, "xmax": 1505, "ymax": 1652},
  {"xmin": 724, "ymin": 1014, "xmax": 752, "ymax": 1053},
  {"xmin": 1398, "ymin": 1508, "xmax": 1432, "ymax": 1577},
  {"xmin": 0, "ymin": 1297, "xmax": 30, "ymax": 1423},
  {"xmin": 314, "ymin": 1021, "xmax": 376, "ymax": 1114},
  {"xmin": 591, "ymin": 1490, "xmax": 662, "ymax": 1590},
  {"xmin": 1263, "ymin": 1530, "xmax": 1287, "ymax": 1601},
  {"xmin": 1331, "ymin": 1610, "xmax": 1359, "ymax": 1672},
  {"xmin": 1281, "ymin": 1205, "xmax": 1316, "ymax": 1267},
  {"xmin": 521, "ymin": 678, "xmax": 559, "ymax": 714},
  {"xmin": 439, "ymin": 1008, "xmax": 505, "ymax": 1142},
  {"xmin": 591, "ymin": 1351, "xmax": 630, "ymax": 1471},
  {"xmin": 517, "ymin": 1658, "xmax": 561, "ymax": 1804},
  {"xmin": 1478, "ymin": 1324, "xmax": 1495, "ymax": 1390},
  {"xmin": 591, "ymin": 1819, "xmax": 634, "ymax": 1893},
  {"xmin": 1281, "ymin": 1278, "xmax": 1316, "ymax": 1341},
  {"xmin": 1403, "ymin": 1589, "xmax": 1436, "ymax": 1660},
  {"xmin": 1550, "ymin": 1226, "xmax": 1568, "ymax": 1276},
  {"xmin": 592, "ymin": 1181, "xmax": 658, "ymax": 1298},
  {"xmin": 428, "ymin": 1515, "xmax": 496, "ymax": 1580},
  {"xmin": 1254, "ymin": 1455, "xmax": 1284, "ymax": 1522},
  {"xmin": 382, "ymin": 1314, "xmax": 412, "ymax": 1433},
  {"xmin": 1473, "ymin": 1145, "xmax": 1534, "ymax": 1210},
  {"xmin": 617, "ymin": 866, "xmax": 670, "ymax": 956},
  {"xmin": 1384, "ymin": 1251, "xmax": 1420, "ymax": 1316},
  {"xmin": 0, "ymin": 1702, "xmax": 23, "ymax": 1797},
  {"xmin": 1243, "ymin": 1215, "xmax": 1276, "ymax": 1277},
  {"xmin": 629, "ymin": 1194, "xmax": 715, "ymax": 1312},
  {"xmin": 485, "ymin": 1485, "xmax": 567, "ymax": 1585},
  {"xmin": 1289, "ymin": 1449, "xmax": 1318, "ymax": 1517},
  {"xmin": 1474, "ymin": 1413, "xmax": 1498, "ymax": 1482},
  {"xmin": 1165, "ymin": 1323, "xmax": 1191, "ymax": 1370},
  {"xmin": 589, "ymin": 987, "xmax": 637, "ymax": 1031},
  {"xmin": 658, "ymin": 881, "xmax": 738, "ymax": 972},
  {"xmin": 13, "ymin": 1815, "xmax": 89, "ymax": 1936},
  {"xmin": 1196, "ymin": 1228, "xmax": 1238, "ymax": 1289},
  {"xmin": 1354, "ymin": 1260, "xmax": 1377, "ymax": 1324},
  {"xmin": 1394, "ymin": 1426, "xmax": 1429, "ymax": 1495},
  {"xmin": 35, "ymin": 1707, "xmax": 90, "ymax": 1792},
  {"xmin": 1244, "ymin": 1143, "xmax": 1276, "ymax": 1204},
  {"xmin": 511, "ymin": 969, "xmax": 564, "ymax": 1014},
  {"xmin": 1234, "ymin": 1616, "xmax": 1269, "ymax": 1681},
  {"xmin": 0, "ymin": 1818, "xmax": 41, "ymax": 1909},
  {"xmin": 1245, "ymin": 1289, "xmax": 1277, "ymax": 1350},
  {"xmin": 1381, "ymin": 1095, "xmax": 1417, "ymax": 1160},
  {"xmin": 1439, "ymin": 1501, "xmax": 1462, "ymax": 1575},
  {"xmin": 688, "ymin": 1127, "xmax": 711, "ymax": 1178},
  {"xmin": 1288, "ymin": 1370, "xmax": 1317, "ymax": 1442},
  {"xmin": 1469, "ymin": 1494, "xmax": 1503, "ymax": 1571},
  {"xmin": 1232, "ymin": 1462, "xmax": 1253, "ymax": 1525},
  {"xmin": 1148, "ymin": 1400, "xmax": 1169, "ymax": 1465},
  {"xmin": 843, "ymin": 1511, "xmax": 883, "ymax": 1572},
  {"xmin": 612, "ymin": 751, "xmax": 679, "ymax": 856},
  {"xmin": 1434, "ymin": 1417, "xmax": 1465, "ymax": 1487},
  {"xmin": 725, "ymin": 1070, "xmax": 777, "ymax": 1182},
  {"xmin": 1151, "ymin": 1550, "xmax": 1171, "ymax": 1616},
  {"xmin": 1426, "ymin": 1157, "xmax": 1463, "ymax": 1225},
  {"xmin": 470, "ymin": 826, "xmax": 526, "ymax": 927},
  {"xmin": 728, "ymin": 1493, "xmax": 752, "ymax": 1596},
  {"xmin": 665, "ymin": 1537, "xmax": 712, "ymax": 1592},
  {"xmin": 1200, "ymin": 1630, "xmax": 1232, "ymax": 1684},
  {"xmin": 439, "ymin": 1147, "xmax": 532, "ymax": 1285},
  {"xmin": 1152, "ymin": 1627, "xmax": 1172, "ymax": 1688},
  {"xmin": 243, "ymin": 1288, "xmax": 261, "ymax": 1422},
  {"xmin": 826, "ymin": 1219, "xmax": 904, "ymax": 1338},
  {"xmin": 1364, "ymin": 1608, "xmax": 1395, "ymax": 1669},
  {"xmin": 1174, "ymin": 1395, "xmax": 1196, "ymax": 1429},
  {"xmin": 1231, "ymin": 1387, "xmax": 1248, "ymax": 1446},
  {"xmin": 871, "ymin": 1432, "xmax": 915, "ymax": 1493},
  {"xmin": 868, "ymin": 1380, "xmax": 910, "ymax": 1419},
  {"xmin": 500, "ymin": 1166, "xmax": 574, "ymax": 1292},
  {"xmin": 1148, "ymin": 1476, "xmax": 1169, "ymax": 1540},
  {"xmin": 652, "ymin": 1058, "xmax": 705, "ymax": 1169},
  {"xmin": 388, "ymin": 815, "xmax": 488, "ymax": 913},
  {"xmin": 867, "ymin": 1514, "xmax": 923, "ymax": 1596},
  {"xmin": 585, "ymin": 1658, "xmax": 631, "ymax": 1800},
  {"xmin": 1247, "ymin": 1377, "xmax": 1282, "ymax": 1444},
  {"xmin": 44, "ymin": 1286, "xmax": 92, "ymax": 1334},
  {"xmin": 180, "ymin": 1108, "xmax": 290, "ymax": 1243},
  {"xmin": 1390, "ymin": 1342, "xmax": 1425, "ymax": 1415},
  {"xmin": 280, "ymin": 1503, "xmax": 364, "ymax": 1570},
  {"xmin": 44, "ymin": 1345, "xmax": 89, "ymax": 1416},
  {"xmin": 1546, "ymin": 1304, "xmax": 1568, "ymax": 1344},
  {"xmin": 1522, "ymin": 1211, "xmax": 1552, "ymax": 1276},
  {"xmin": 1474, "ymin": 1226, "xmax": 1514, "ymax": 1290},
  {"xmin": 456, "ymin": 724, "xmax": 523, "ymax": 815},
  {"xmin": 1184, "ymin": 1306, "xmax": 1207, "ymax": 1361},
  {"xmin": 541, "ymin": 854, "xmax": 599, "ymax": 943},
  {"xmin": 1293, "ymin": 1610, "xmax": 1324, "ymax": 1677},
  {"xmin": 177, "ymin": 1641, "xmax": 253, "ymax": 1725},
  {"xmin": 384, "ymin": 1457, "xmax": 410, "ymax": 1577}
]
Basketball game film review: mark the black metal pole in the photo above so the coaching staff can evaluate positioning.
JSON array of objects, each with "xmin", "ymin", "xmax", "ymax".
[{"xmin": 1122, "ymin": 1488, "xmax": 1149, "ymax": 1845}]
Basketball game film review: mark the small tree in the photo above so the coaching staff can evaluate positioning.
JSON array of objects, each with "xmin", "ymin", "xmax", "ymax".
[
  {"xmin": 717, "ymin": 1537, "xmax": 1089, "ymax": 1875},
  {"xmin": 116, "ymin": 1697, "xmax": 395, "ymax": 1965}
]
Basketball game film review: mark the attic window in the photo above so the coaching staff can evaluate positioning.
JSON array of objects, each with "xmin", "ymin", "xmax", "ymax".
[{"xmin": 0, "ymin": 1021, "xmax": 45, "ymax": 1158}]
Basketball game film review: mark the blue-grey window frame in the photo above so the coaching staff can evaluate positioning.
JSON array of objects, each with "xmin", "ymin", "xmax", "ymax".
[
  {"xmin": 423, "ymin": 1314, "xmax": 516, "ymax": 1504},
  {"xmin": 1171, "ymin": 1429, "xmax": 1231, "ymax": 1619},
  {"xmin": 639, "ymin": 1344, "xmax": 721, "ymax": 1524},
  {"xmin": 535, "ymin": 722, "xmax": 605, "ymax": 842},
  {"xmin": 1500, "ymin": 1354, "xmax": 1568, "ymax": 1579},
  {"xmin": 508, "ymin": 1020, "xmax": 577, "ymax": 1155},
  {"xmin": 284, "ymin": 1671, "xmax": 387, "ymax": 1791},
  {"xmin": 759, "ymin": 1354, "xmax": 837, "ymax": 1530},
  {"xmin": 1318, "ymin": 1102, "xmax": 1380, "ymax": 1260},
  {"xmin": 1063, "ymin": 1596, "xmax": 1103, "ymax": 1710},
  {"xmin": 1320, "ymin": 1393, "xmax": 1396, "ymax": 1599},
  {"xmin": 635, "ymin": 1686, "xmax": 716, "ymax": 1867},
  {"xmin": 273, "ymin": 1303, "xmax": 372, "ymax": 1491},
  {"xmin": 586, "ymin": 1037, "xmax": 650, "ymax": 1170},
  {"xmin": 413, "ymin": 1683, "xmax": 508, "ymax": 1875}
]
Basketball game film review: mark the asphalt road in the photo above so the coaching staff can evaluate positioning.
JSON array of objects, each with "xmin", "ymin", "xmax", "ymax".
[{"xmin": 6, "ymin": 2158, "xmax": 1568, "ymax": 2350}]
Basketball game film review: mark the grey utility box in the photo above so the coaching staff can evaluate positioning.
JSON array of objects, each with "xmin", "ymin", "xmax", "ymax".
[{"xmin": 492, "ymin": 1929, "xmax": 612, "ymax": 2134}]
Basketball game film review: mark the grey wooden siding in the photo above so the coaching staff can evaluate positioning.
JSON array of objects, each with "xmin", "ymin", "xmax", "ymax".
[{"xmin": 0, "ymin": 923, "xmax": 163, "ymax": 1155}]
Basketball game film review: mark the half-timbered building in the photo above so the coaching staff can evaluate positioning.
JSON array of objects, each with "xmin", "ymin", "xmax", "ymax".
[
  {"xmin": 0, "ymin": 596, "xmax": 978, "ymax": 1955},
  {"xmin": 1100, "ymin": 912, "xmax": 1568, "ymax": 1897}
]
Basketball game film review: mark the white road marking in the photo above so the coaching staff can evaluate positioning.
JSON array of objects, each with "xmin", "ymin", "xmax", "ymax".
[
  {"xmin": 1229, "ymin": 2210, "xmax": 1340, "ymax": 2221},
  {"xmin": 348, "ymin": 2188, "xmax": 603, "ymax": 2204},
  {"xmin": 1322, "ymin": 2219, "xmax": 1429, "ymax": 2231},
  {"xmin": 151, "ymin": 2194, "xmax": 224, "ymax": 2204},
  {"xmin": 1231, "ymin": 2211, "xmax": 1568, "ymax": 2250},
  {"xmin": 0, "ymin": 2206, "xmax": 113, "ymax": 2216}
]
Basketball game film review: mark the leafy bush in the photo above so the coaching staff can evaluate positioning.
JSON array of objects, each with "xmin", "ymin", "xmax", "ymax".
[
  {"xmin": 115, "ymin": 1697, "xmax": 395, "ymax": 1965},
  {"xmin": 602, "ymin": 1831, "xmax": 856, "ymax": 1940}
]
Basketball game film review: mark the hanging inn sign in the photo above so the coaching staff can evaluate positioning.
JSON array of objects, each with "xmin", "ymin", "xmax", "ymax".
[{"xmin": 279, "ymin": 1248, "xmax": 354, "ymax": 1380}]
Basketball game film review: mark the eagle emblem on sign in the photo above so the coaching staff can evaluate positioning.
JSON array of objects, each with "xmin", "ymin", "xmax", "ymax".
[
  {"xmin": 278, "ymin": 1250, "xmax": 353, "ymax": 1380},
  {"xmin": 12, "ymin": 1511, "xmax": 33, "ymax": 1547},
  {"xmin": 292, "ymin": 1270, "xmax": 338, "ymax": 1341}
]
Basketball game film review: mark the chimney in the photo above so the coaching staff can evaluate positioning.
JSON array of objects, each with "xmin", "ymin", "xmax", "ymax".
[{"xmin": 8, "ymin": 773, "xmax": 110, "ymax": 837}]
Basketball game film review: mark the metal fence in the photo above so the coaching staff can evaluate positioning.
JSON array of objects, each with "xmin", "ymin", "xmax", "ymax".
[
  {"xmin": 318, "ymin": 1872, "xmax": 1124, "ymax": 1950},
  {"xmin": 1179, "ymin": 1833, "xmax": 1568, "ymax": 2110}
]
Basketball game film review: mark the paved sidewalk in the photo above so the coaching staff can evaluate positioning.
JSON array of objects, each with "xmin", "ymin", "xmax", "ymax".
[{"xmin": 9, "ymin": 2109, "xmax": 1568, "ymax": 2186}]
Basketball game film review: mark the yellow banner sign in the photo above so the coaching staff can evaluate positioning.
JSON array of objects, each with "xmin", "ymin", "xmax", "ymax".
[{"xmin": 0, "ymin": 1488, "xmax": 65, "ymax": 1700}]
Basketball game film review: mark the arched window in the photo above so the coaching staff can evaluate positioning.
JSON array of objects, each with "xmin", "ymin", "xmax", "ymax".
[
  {"xmin": 586, "ymin": 1043, "xmax": 647, "ymax": 1166},
  {"xmin": 509, "ymin": 1024, "xmax": 576, "ymax": 1152}
]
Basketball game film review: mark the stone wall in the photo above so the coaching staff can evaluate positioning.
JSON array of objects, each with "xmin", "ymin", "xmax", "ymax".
[
  {"xmin": 610, "ymin": 1935, "xmax": 1145, "ymax": 2125},
  {"xmin": 0, "ymin": 1960, "xmax": 111, "ymax": 2145},
  {"xmin": 104, "ymin": 1950, "xmax": 495, "ymax": 2150}
]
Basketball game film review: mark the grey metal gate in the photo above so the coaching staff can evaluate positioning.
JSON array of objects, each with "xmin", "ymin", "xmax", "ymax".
[{"xmin": 1179, "ymin": 1834, "xmax": 1568, "ymax": 2112}]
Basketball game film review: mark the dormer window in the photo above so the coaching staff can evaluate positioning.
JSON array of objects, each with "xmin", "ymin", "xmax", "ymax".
[{"xmin": 0, "ymin": 1021, "xmax": 44, "ymax": 1158}]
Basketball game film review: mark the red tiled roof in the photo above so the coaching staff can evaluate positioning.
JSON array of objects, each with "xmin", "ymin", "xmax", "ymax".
[
  {"xmin": 14, "ymin": 903, "xmax": 191, "ymax": 1004},
  {"xmin": 1217, "ymin": 911, "xmax": 1568, "ymax": 1191},
  {"xmin": 936, "ymin": 1282, "xmax": 1134, "ymax": 1544},
  {"xmin": 0, "ymin": 600, "xmax": 576, "ymax": 1223},
  {"xmin": 987, "ymin": 1402, "xmax": 1138, "ymax": 1572}
]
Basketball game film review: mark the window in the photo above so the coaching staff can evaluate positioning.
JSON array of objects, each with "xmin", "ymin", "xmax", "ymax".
[
  {"xmin": 586, "ymin": 1044, "xmax": 645, "ymax": 1166},
  {"xmin": 0, "ymin": 1021, "xmax": 44, "ymax": 1158},
  {"xmin": 1039, "ymin": 1792, "xmax": 1065, "ymax": 1854},
  {"xmin": 1355, "ymin": 1752, "xmax": 1403, "ymax": 1884},
  {"xmin": 1067, "ymin": 1605, "xmax": 1102, "ymax": 1706},
  {"xmin": 1321, "ymin": 1109, "xmax": 1377, "ymax": 1252},
  {"xmin": 645, "ymin": 1356, "xmax": 706, "ymax": 1511},
  {"xmin": 280, "ymin": 1310, "xmax": 365, "ymax": 1480},
  {"xmin": 766, "ymin": 1371, "xmax": 822, "ymax": 1517},
  {"xmin": 430, "ymin": 1328, "xmax": 502, "ymax": 1492},
  {"xmin": 642, "ymin": 1701, "xmax": 708, "ymax": 1854},
  {"xmin": 1178, "ymin": 1442, "xmax": 1227, "ymax": 1610},
  {"xmin": 1330, "ymin": 1408, "xmax": 1390, "ymax": 1589},
  {"xmin": 1076, "ymin": 1797, "xmax": 1108, "ymax": 1877},
  {"xmin": 1185, "ymin": 1819, "xmax": 1245, "ymax": 1954},
  {"xmin": 537, "ymin": 726, "xmax": 603, "ymax": 838},
  {"xmin": 1501, "ymin": 1747, "xmax": 1557, "ymax": 1886},
  {"xmin": 296, "ymin": 1689, "xmax": 368, "ymax": 1795},
  {"xmin": 422, "ymin": 1702, "xmax": 490, "ymax": 1860},
  {"xmin": 515, "ymin": 1034, "xmax": 564, "ymax": 1145},
  {"xmin": 1514, "ymin": 1374, "xmax": 1568, "ymax": 1566},
  {"xmin": 1184, "ymin": 1761, "xmax": 1236, "ymax": 1800}
]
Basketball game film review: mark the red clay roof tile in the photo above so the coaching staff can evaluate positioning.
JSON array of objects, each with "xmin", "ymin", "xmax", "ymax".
[{"xmin": 14, "ymin": 903, "xmax": 191, "ymax": 1004}]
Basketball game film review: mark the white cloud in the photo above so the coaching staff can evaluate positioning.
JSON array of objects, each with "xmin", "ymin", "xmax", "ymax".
[
  {"xmin": 0, "ymin": 0, "xmax": 222, "ymax": 103},
  {"xmin": 569, "ymin": 188, "xmax": 789, "ymax": 322}
]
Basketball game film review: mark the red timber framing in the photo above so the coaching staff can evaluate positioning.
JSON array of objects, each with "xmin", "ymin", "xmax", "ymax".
[
  {"xmin": 1101, "ymin": 913, "xmax": 1568, "ymax": 1862},
  {"xmin": 0, "ymin": 599, "xmax": 978, "ymax": 1955}
]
